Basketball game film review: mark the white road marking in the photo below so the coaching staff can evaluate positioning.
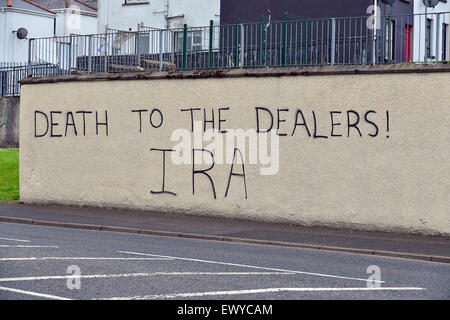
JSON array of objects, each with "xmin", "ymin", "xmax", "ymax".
[
  {"xmin": 0, "ymin": 257, "xmax": 173, "ymax": 261},
  {"xmin": 0, "ymin": 285, "xmax": 72, "ymax": 300},
  {"xmin": 0, "ymin": 245, "xmax": 59, "ymax": 248},
  {"xmin": 0, "ymin": 237, "xmax": 30, "ymax": 243},
  {"xmin": 0, "ymin": 272, "xmax": 294, "ymax": 282},
  {"xmin": 101, "ymin": 287, "xmax": 426, "ymax": 300},
  {"xmin": 118, "ymin": 250, "xmax": 385, "ymax": 283}
]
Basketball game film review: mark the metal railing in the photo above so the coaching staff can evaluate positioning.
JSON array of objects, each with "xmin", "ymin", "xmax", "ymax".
[
  {"xmin": 23, "ymin": 12, "xmax": 450, "ymax": 77},
  {"xmin": 0, "ymin": 62, "xmax": 60, "ymax": 97}
]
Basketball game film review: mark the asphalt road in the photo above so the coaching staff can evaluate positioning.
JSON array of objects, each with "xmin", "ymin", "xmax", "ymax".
[{"xmin": 0, "ymin": 222, "xmax": 449, "ymax": 300}]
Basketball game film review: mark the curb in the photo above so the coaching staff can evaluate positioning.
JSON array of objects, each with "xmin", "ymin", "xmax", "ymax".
[{"xmin": 1, "ymin": 215, "xmax": 449, "ymax": 264}]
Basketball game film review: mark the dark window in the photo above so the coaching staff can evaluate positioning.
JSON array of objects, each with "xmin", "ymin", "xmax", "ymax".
[
  {"xmin": 174, "ymin": 31, "xmax": 203, "ymax": 52},
  {"xmin": 123, "ymin": 0, "xmax": 149, "ymax": 5}
]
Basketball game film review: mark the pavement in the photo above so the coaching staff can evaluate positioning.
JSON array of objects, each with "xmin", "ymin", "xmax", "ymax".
[
  {"xmin": 0, "ymin": 222, "xmax": 449, "ymax": 300},
  {"xmin": 0, "ymin": 202, "xmax": 449, "ymax": 263}
]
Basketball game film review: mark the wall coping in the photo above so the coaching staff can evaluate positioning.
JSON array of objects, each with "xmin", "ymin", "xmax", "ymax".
[{"xmin": 20, "ymin": 64, "xmax": 450, "ymax": 85}]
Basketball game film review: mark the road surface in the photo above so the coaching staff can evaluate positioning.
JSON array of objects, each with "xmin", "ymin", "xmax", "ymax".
[{"xmin": 0, "ymin": 222, "xmax": 448, "ymax": 300}]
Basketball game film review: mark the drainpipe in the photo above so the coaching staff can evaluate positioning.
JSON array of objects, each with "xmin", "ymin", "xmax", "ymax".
[
  {"xmin": 165, "ymin": 0, "xmax": 169, "ymax": 29},
  {"xmin": 105, "ymin": 0, "xmax": 109, "ymax": 32}
]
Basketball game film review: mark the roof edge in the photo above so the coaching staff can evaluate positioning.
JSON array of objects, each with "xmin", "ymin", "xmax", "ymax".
[
  {"xmin": 0, "ymin": 6, "xmax": 55, "ymax": 17},
  {"xmin": 22, "ymin": 0, "xmax": 56, "ymax": 14},
  {"xmin": 72, "ymin": 0, "xmax": 96, "ymax": 11}
]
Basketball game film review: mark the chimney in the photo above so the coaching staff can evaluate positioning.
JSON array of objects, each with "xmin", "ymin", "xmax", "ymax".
[
  {"xmin": 65, "ymin": 0, "xmax": 71, "ymax": 8},
  {"xmin": 7, "ymin": 0, "xmax": 13, "ymax": 7}
]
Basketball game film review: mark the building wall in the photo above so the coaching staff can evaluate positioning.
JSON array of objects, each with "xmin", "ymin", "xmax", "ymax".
[
  {"xmin": 0, "ymin": 9, "xmax": 55, "ymax": 63},
  {"xmin": 0, "ymin": 10, "xmax": 5, "ymax": 61},
  {"xmin": 97, "ymin": 0, "xmax": 220, "ymax": 32},
  {"xmin": 54, "ymin": 8, "xmax": 98, "ymax": 36},
  {"xmin": 218, "ymin": 0, "xmax": 417, "ymax": 65},
  {"xmin": 220, "ymin": 0, "xmax": 413, "ymax": 24},
  {"xmin": 413, "ymin": 0, "xmax": 450, "ymax": 62},
  {"xmin": 19, "ymin": 66, "xmax": 450, "ymax": 236}
]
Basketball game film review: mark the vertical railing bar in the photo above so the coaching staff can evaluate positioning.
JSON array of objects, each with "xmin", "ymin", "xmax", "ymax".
[
  {"xmin": 343, "ymin": 18, "xmax": 347, "ymax": 64},
  {"xmin": 295, "ymin": 21, "xmax": 298, "ymax": 66},
  {"xmin": 260, "ymin": 16, "xmax": 265, "ymax": 67},
  {"xmin": 360, "ymin": 17, "xmax": 363, "ymax": 64},
  {"xmin": 315, "ymin": 20, "xmax": 319, "ymax": 65},
  {"xmin": 300, "ymin": 21, "xmax": 303, "ymax": 66},
  {"xmin": 274, "ymin": 22, "xmax": 278, "ymax": 66},
  {"xmin": 87, "ymin": 36, "xmax": 91, "ymax": 73},
  {"xmin": 209, "ymin": 20, "xmax": 214, "ymax": 69},
  {"xmin": 354, "ymin": 18, "xmax": 357, "ymax": 64},
  {"xmin": 183, "ymin": 24, "xmax": 187, "ymax": 70},
  {"xmin": 366, "ymin": 15, "xmax": 369, "ymax": 64},
  {"xmin": 305, "ymin": 19, "xmax": 309, "ymax": 65},
  {"xmin": 436, "ymin": 13, "xmax": 440, "ymax": 63},
  {"xmin": 387, "ymin": 14, "xmax": 390, "ymax": 63},
  {"xmin": 159, "ymin": 29, "xmax": 163, "ymax": 71},
  {"xmin": 321, "ymin": 19, "xmax": 324, "ymax": 65},
  {"xmin": 235, "ymin": 18, "xmax": 240, "ymax": 68},
  {"xmin": 282, "ymin": 12, "xmax": 287, "ymax": 66},
  {"xmin": 350, "ymin": 18, "xmax": 353, "ymax": 64},
  {"xmin": 330, "ymin": 19, "xmax": 333, "ymax": 64},
  {"xmin": 27, "ymin": 39, "xmax": 32, "ymax": 76},
  {"xmin": 290, "ymin": 20, "xmax": 293, "ymax": 66},
  {"xmin": 269, "ymin": 22, "xmax": 272, "ymax": 66},
  {"xmin": 337, "ymin": 19, "xmax": 341, "ymax": 65}
]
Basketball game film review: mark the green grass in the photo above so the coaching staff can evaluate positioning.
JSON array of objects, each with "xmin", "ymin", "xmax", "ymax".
[{"xmin": 0, "ymin": 148, "xmax": 19, "ymax": 202}]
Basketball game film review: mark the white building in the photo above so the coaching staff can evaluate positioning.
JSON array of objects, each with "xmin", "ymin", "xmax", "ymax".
[
  {"xmin": 413, "ymin": 0, "xmax": 450, "ymax": 62},
  {"xmin": 33, "ymin": 0, "xmax": 98, "ymax": 36},
  {"xmin": 97, "ymin": 0, "xmax": 220, "ymax": 32},
  {"xmin": 0, "ymin": 0, "xmax": 55, "ymax": 63},
  {"xmin": 0, "ymin": 0, "xmax": 98, "ymax": 63},
  {"xmin": 96, "ymin": 0, "xmax": 220, "ymax": 60}
]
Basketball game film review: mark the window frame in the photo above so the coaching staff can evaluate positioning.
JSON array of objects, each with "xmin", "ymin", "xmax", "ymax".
[{"xmin": 123, "ymin": 0, "xmax": 149, "ymax": 6}]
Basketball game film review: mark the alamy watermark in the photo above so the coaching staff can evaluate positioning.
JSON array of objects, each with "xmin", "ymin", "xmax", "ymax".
[
  {"xmin": 367, "ymin": 5, "xmax": 382, "ymax": 30},
  {"xmin": 366, "ymin": 265, "xmax": 381, "ymax": 288},
  {"xmin": 170, "ymin": 121, "xmax": 280, "ymax": 176},
  {"xmin": 66, "ymin": 265, "xmax": 81, "ymax": 290},
  {"xmin": 66, "ymin": 5, "xmax": 82, "ymax": 33}
]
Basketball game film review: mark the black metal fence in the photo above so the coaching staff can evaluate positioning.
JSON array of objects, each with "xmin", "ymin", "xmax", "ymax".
[
  {"xmin": 26, "ymin": 12, "xmax": 450, "ymax": 73},
  {"xmin": 1, "ymin": 11, "xmax": 447, "ymax": 96},
  {"xmin": 0, "ymin": 63, "xmax": 60, "ymax": 97}
]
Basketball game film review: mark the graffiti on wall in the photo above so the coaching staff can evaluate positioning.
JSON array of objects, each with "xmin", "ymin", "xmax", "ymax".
[{"xmin": 32, "ymin": 107, "xmax": 391, "ymax": 199}]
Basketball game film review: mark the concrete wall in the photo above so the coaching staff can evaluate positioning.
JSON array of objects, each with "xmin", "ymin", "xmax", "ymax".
[
  {"xmin": 19, "ymin": 65, "xmax": 450, "ymax": 235},
  {"xmin": 0, "ymin": 96, "xmax": 19, "ymax": 148}
]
